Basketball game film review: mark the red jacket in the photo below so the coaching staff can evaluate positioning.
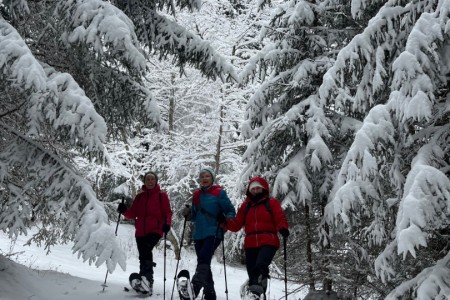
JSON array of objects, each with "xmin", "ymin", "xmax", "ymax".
[
  {"xmin": 226, "ymin": 177, "xmax": 288, "ymax": 249},
  {"xmin": 123, "ymin": 184, "xmax": 172, "ymax": 237}
]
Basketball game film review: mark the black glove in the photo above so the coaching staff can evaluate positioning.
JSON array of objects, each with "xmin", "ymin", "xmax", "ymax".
[
  {"xmin": 216, "ymin": 213, "xmax": 226, "ymax": 224},
  {"xmin": 163, "ymin": 223, "xmax": 170, "ymax": 234},
  {"xmin": 117, "ymin": 202, "xmax": 127, "ymax": 214},
  {"xmin": 181, "ymin": 205, "xmax": 191, "ymax": 219},
  {"xmin": 279, "ymin": 228, "xmax": 290, "ymax": 238}
]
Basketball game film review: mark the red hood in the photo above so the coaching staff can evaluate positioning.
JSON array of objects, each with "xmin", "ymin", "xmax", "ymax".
[{"xmin": 245, "ymin": 176, "xmax": 270, "ymax": 198}]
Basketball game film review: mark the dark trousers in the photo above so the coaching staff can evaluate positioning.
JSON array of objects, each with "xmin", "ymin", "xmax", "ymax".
[
  {"xmin": 192, "ymin": 236, "xmax": 221, "ymax": 299},
  {"xmin": 136, "ymin": 233, "xmax": 161, "ymax": 281},
  {"xmin": 245, "ymin": 245, "xmax": 277, "ymax": 294}
]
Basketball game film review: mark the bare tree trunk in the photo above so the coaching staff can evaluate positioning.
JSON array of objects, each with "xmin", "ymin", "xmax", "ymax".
[
  {"xmin": 323, "ymin": 223, "xmax": 332, "ymax": 292},
  {"xmin": 214, "ymin": 88, "xmax": 224, "ymax": 176},
  {"xmin": 168, "ymin": 72, "xmax": 176, "ymax": 132}
]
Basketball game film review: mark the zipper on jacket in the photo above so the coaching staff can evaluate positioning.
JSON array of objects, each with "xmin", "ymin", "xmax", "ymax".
[{"xmin": 144, "ymin": 190, "xmax": 148, "ymax": 234}]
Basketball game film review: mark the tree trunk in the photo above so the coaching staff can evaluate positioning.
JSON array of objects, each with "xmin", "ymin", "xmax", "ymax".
[
  {"xmin": 305, "ymin": 204, "xmax": 315, "ymax": 290},
  {"xmin": 214, "ymin": 87, "xmax": 225, "ymax": 176},
  {"xmin": 321, "ymin": 202, "xmax": 332, "ymax": 292},
  {"xmin": 168, "ymin": 72, "xmax": 176, "ymax": 132}
]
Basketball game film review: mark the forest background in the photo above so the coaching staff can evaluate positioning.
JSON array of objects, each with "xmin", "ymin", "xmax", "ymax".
[{"xmin": 0, "ymin": 0, "xmax": 449, "ymax": 299}]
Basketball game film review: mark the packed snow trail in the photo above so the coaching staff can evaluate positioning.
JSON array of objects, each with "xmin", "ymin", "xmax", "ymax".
[{"xmin": 0, "ymin": 224, "xmax": 305, "ymax": 299}]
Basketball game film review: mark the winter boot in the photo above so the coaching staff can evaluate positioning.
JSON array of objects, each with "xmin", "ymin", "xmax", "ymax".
[
  {"xmin": 191, "ymin": 264, "xmax": 210, "ymax": 297},
  {"xmin": 248, "ymin": 284, "xmax": 264, "ymax": 300},
  {"xmin": 203, "ymin": 269, "xmax": 216, "ymax": 300},
  {"xmin": 259, "ymin": 274, "xmax": 269, "ymax": 299},
  {"xmin": 203, "ymin": 290, "xmax": 216, "ymax": 300},
  {"xmin": 139, "ymin": 260, "xmax": 154, "ymax": 295}
]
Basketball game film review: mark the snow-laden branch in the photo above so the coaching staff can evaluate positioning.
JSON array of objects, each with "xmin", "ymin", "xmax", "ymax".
[
  {"xmin": 305, "ymin": 94, "xmax": 333, "ymax": 171},
  {"xmin": 388, "ymin": 7, "xmax": 446, "ymax": 123},
  {"xmin": 1, "ymin": 0, "xmax": 30, "ymax": 19},
  {"xmin": 319, "ymin": 0, "xmax": 436, "ymax": 114},
  {"xmin": 0, "ymin": 124, "xmax": 126, "ymax": 273},
  {"xmin": 151, "ymin": 11, "xmax": 238, "ymax": 82},
  {"xmin": 0, "ymin": 19, "xmax": 107, "ymax": 155},
  {"xmin": 28, "ymin": 66, "xmax": 108, "ymax": 153},
  {"xmin": 384, "ymin": 251, "xmax": 450, "ymax": 300},
  {"xmin": 325, "ymin": 105, "xmax": 394, "ymax": 242},
  {"xmin": 273, "ymin": 150, "xmax": 312, "ymax": 208},
  {"xmin": 395, "ymin": 145, "xmax": 450, "ymax": 259},
  {"xmin": 0, "ymin": 19, "xmax": 47, "ymax": 91},
  {"xmin": 57, "ymin": 0, "xmax": 147, "ymax": 73}
]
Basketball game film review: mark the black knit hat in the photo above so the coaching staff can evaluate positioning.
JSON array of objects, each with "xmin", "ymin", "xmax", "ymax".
[{"xmin": 143, "ymin": 171, "xmax": 158, "ymax": 183}]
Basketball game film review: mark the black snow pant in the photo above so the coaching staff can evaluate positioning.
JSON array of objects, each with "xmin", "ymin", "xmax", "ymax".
[
  {"xmin": 245, "ymin": 245, "xmax": 277, "ymax": 297},
  {"xmin": 192, "ymin": 236, "xmax": 221, "ymax": 300},
  {"xmin": 136, "ymin": 233, "xmax": 161, "ymax": 283}
]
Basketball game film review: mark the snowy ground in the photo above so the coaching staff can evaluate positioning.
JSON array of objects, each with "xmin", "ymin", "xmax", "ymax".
[{"xmin": 0, "ymin": 224, "xmax": 305, "ymax": 300}]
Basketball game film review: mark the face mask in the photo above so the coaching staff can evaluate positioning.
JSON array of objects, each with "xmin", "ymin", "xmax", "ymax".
[{"xmin": 250, "ymin": 193, "xmax": 265, "ymax": 202}]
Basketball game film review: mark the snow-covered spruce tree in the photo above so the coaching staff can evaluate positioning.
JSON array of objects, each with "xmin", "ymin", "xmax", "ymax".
[
  {"xmin": 322, "ymin": 0, "xmax": 450, "ymax": 299},
  {"xmin": 0, "ymin": 0, "xmax": 236, "ymax": 272},
  {"xmin": 238, "ymin": 0, "xmax": 388, "ymax": 295}
]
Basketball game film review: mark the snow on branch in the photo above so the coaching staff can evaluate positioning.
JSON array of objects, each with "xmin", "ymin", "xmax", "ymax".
[
  {"xmin": 151, "ymin": 12, "xmax": 238, "ymax": 82},
  {"xmin": 57, "ymin": 0, "xmax": 146, "ymax": 72},
  {"xmin": 305, "ymin": 95, "xmax": 332, "ymax": 171},
  {"xmin": 375, "ymin": 144, "xmax": 450, "ymax": 297},
  {"xmin": 0, "ymin": 19, "xmax": 47, "ymax": 91},
  {"xmin": 388, "ymin": 7, "xmax": 447, "ymax": 123},
  {"xmin": 273, "ymin": 150, "xmax": 312, "ymax": 208},
  {"xmin": 325, "ymin": 105, "xmax": 394, "ymax": 235},
  {"xmin": 27, "ymin": 65, "xmax": 108, "ymax": 154},
  {"xmin": 1, "ymin": 0, "xmax": 30, "ymax": 19},
  {"xmin": 395, "ymin": 145, "xmax": 450, "ymax": 259},
  {"xmin": 0, "ymin": 19, "xmax": 107, "ymax": 155},
  {"xmin": 383, "ymin": 251, "xmax": 450, "ymax": 300},
  {"xmin": 319, "ymin": 0, "xmax": 435, "ymax": 114},
  {"xmin": 0, "ymin": 125, "xmax": 126, "ymax": 272}
]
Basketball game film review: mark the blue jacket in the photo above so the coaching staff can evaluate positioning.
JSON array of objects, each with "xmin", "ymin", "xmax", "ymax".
[{"xmin": 191, "ymin": 185, "xmax": 235, "ymax": 240}]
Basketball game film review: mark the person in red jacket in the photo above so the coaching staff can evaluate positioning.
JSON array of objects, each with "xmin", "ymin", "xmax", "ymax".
[
  {"xmin": 223, "ymin": 176, "xmax": 289, "ymax": 300},
  {"xmin": 117, "ymin": 171, "xmax": 172, "ymax": 292}
]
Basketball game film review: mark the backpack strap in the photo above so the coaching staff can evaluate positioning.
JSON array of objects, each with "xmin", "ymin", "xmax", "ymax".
[
  {"xmin": 193, "ymin": 187, "xmax": 223, "ymax": 222},
  {"xmin": 244, "ymin": 198, "xmax": 274, "ymax": 223}
]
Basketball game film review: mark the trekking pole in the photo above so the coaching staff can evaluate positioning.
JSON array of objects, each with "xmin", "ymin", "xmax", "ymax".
[
  {"xmin": 164, "ymin": 217, "xmax": 167, "ymax": 300},
  {"xmin": 212, "ymin": 217, "xmax": 228, "ymax": 300},
  {"xmin": 221, "ymin": 238, "xmax": 229, "ymax": 300},
  {"xmin": 101, "ymin": 197, "xmax": 124, "ymax": 292},
  {"xmin": 283, "ymin": 236, "xmax": 288, "ymax": 300},
  {"xmin": 170, "ymin": 209, "xmax": 188, "ymax": 300}
]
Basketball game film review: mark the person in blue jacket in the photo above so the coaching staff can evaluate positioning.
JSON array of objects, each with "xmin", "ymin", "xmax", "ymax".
[{"xmin": 182, "ymin": 167, "xmax": 235, "ymax": 300}]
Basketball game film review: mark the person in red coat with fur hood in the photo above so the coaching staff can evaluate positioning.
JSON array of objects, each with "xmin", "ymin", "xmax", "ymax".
[
  {"xmin": 223, "ymin": 176, "xmax": 289, "ymax": 300},
  {"xmin": 117, "ymin": 171, "xmax": 172, "ymax": 293}
]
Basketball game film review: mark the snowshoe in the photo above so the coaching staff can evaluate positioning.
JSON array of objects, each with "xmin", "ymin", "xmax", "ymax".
[
  {"xmin": 240, "ymin": 279, "xmax": 249, "ymax": 299},
  {"xmin": 141, "ymin": 275, "xmax": 153, "ymax": 296},
  {"xmin": 129, "ymin": 272, "xmax": 151, "ymax": 295},
  {"xmin": 176, "ymin": 269, "xmax": 194, "ymax": 300}
]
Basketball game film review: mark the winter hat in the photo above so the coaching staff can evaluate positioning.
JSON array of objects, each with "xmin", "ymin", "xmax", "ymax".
[
  {"xmin": 143, "ymin": 171, "xmax": 158, "ymax": 183},
  {"xmin": 199, "ymin": 167, "xmax": 215, "ymax": 182},
  {"xmin": 249, "ymin": 181, "xmax": 264, "ymax": 191}
]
